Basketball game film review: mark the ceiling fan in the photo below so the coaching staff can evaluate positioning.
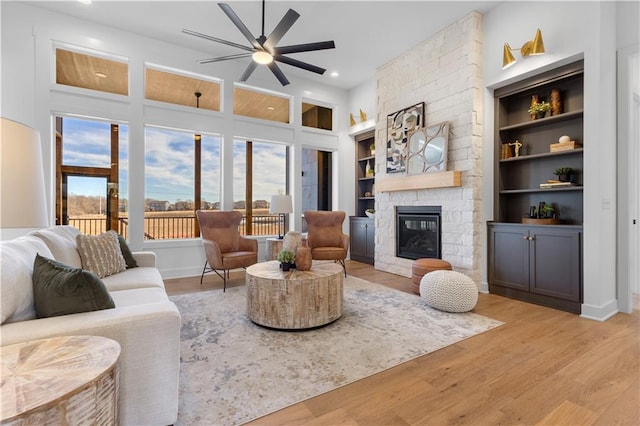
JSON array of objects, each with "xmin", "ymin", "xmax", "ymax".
[{"xmin": 182, "ymin": 0, "xmax": 336, "ymax": 86}]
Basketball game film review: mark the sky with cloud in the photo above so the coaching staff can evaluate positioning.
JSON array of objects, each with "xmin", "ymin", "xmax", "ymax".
[{"xmin": 62, "ymin": 117, "xmax": 286, "ymax": 205}]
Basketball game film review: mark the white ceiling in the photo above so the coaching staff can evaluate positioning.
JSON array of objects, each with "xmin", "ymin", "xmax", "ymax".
[{"xmin": 28, "ymin": 0, "xmax": 499, "ymax": 90}]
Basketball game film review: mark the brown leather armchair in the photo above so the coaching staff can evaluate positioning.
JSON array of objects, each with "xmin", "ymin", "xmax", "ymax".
[
  {"xmin": 304, "ymin": 210, "xmax": 349, "ymax": 277},
  {"xmin": 196, "ymin": 210, "xmax": 258, "ymax": 291}
]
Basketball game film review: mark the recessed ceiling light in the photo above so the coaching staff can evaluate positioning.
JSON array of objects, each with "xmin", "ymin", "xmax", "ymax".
[
  {"xmin": 330, "ymin": 71, "xmax": 339, "ymax": 78},
  {"xmin": 78, "ymin": 0, "xmax": 92, "ymax": 4},
  {"xmin": 266, "ymin": 106, "xmax": 275, "ymax": 110},
  {"xmin": 95, "ymin": 72, "xmax": 108, "ymax": 79}
]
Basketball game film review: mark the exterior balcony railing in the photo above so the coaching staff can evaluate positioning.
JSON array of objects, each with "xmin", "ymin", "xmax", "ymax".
[{"xmin": 67, "ymin": 213, "xmax": 281, "ymax": 240}]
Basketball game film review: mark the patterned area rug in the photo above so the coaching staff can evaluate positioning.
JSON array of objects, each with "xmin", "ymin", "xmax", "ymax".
[{"xmin": 171, "ymin": 275, "xmax": 503, "ymax": 425}]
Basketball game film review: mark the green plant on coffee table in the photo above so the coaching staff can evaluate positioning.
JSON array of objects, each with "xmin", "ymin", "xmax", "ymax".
[{"xmin": 276, "ymin": 250, "xmax": 295, "ymax": 265}]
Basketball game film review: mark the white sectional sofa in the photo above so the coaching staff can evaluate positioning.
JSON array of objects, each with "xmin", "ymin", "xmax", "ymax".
[{"xmin": 1, "ymin": 226, "xmax": 181, "ymax": 425}]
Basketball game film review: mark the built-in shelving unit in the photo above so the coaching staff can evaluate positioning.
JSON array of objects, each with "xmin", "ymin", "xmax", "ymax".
[
  {"xmin": 351, "ymin": 130, "xmax": 375, "ymax": 265},
  {"xmin": 355, "ymin": 131, "xmax": 376, "ymax": 216},
  {"xmin": 488, "ymin": 59, "xmax": 584, "ymax": 314}
]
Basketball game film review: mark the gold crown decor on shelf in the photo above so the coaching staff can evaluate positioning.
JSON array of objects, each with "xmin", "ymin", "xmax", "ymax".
[{"xmin": 350, "ymin": 109, "xmax": 369, "ymax": 127}]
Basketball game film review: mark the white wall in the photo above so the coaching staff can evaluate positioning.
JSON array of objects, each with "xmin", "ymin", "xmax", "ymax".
[
  {"xmin": 1, "ymin": 2, "xmax": 354, "ymax": 278},
  {"xmin": 483, "ymin": 1, "xmax": 628, "ymax": 320}
]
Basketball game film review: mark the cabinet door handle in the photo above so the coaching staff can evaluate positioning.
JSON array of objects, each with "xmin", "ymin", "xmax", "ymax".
[{"xmin": 522, "ymin": 235, "xmax": 529, "ymax": 240}]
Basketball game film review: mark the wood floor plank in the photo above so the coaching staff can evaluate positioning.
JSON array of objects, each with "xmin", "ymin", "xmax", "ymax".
[
  {"xmin": 535, "ymin": 400, "xmax": 599, "ymax": 425},
  {"xmin": 165, "ymin": 260, "xmax": 640, "ymax": 425}
]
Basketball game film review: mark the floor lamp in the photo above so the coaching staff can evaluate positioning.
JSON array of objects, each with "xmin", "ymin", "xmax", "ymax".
[
  {"xmin": 1, "ymin": 118, "xmax": 49, "ymax": 239},
  {"xmin": 269, "ymin": 194, "xmax": 292, "ymax": 239}
]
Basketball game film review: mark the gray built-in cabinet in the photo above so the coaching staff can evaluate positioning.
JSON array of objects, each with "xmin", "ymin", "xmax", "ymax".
[
  {"xmin": 488, "ymin": 60, "xmax": 584, "ymax": 314},
  {"xmin": 350, "ymin": 217, "xmax": 375, "ymax": 264}
]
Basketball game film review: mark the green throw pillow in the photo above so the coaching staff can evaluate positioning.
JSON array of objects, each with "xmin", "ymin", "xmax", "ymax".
[
  {"xmin": 32, "ymin": 254, "xmax": 115, "ymax": 319},
  {"xmin": 117, "ymin": 235, "xmax": 138, "ymax": 269}
]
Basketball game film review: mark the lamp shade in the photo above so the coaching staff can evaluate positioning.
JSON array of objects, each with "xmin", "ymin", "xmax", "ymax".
[
  {"xmin": 503, "ymin": 43, "xmax": 516, "ymax": 69},
  {"xmin": 269, "ymin": 194, "xmax": 292, "ymax": 214},
  {"xmin": 1, "ymin": 118, "xmax": 49, "ymax": 229},
  {"xmin": 530, "ymin": 28, "xmax": 545, "ymax": 55}
]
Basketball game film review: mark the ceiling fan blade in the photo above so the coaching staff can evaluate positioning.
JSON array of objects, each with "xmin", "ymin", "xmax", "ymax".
[
  {"xmin": 199, "ymin": 53, "xmax": 253, "ymax": 64},
  {"xmin": 274, "ymin": 41, "xmax": 336, "ymax": 55},
  {"xmin": 218, "ymin": 3, "xmax": 262, "ymax": 50},
  {"xmin": 263, "ymin": 9, "xmax": 300, "ymax": 51},
  {"xmin": 275, "ymin": 55, "xmax": 326, "ymax": 75},
  {"xmin": 239, "ymin": 61, "xmax": 259, "ymax": 82},
  {"xmin": 182, "ymin": 28, "xmax": 253, "ymax": 52},
  {"xmin": 267, "ymin": 62, "xmax": 290, "ymax": 86}
]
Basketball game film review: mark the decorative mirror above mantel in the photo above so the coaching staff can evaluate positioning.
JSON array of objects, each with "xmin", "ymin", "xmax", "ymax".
[{"xmin": 406, "ymin": 121, "xmax": 449, "ymax": 174}]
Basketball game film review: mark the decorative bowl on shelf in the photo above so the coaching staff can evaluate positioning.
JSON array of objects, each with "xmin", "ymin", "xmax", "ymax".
[{"xmin": 365, "ymin": 210, "xmax": 375, "ymax": 219}]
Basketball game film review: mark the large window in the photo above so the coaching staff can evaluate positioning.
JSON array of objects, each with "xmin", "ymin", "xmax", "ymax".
[
  {"xmin": 144, "ymin": 126, "xmax": 221, "ymax": 240},
  {"xmin": 233, "ymin": 139, "xmax": 289, "ymax": 235},
  {"xmin": 55, "ymin": 116, "xmax": 128, "ymax": 236}
]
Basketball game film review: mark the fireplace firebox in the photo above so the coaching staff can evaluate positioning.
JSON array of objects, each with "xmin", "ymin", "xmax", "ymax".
[{"xmin": 396, "ymin": 206, "xmax": 441, "ymax": 260}]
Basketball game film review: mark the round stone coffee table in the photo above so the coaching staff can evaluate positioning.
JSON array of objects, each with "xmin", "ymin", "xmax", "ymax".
[{"xmin": 246, "ymin": 261, "xmax": 344, "ymax": 330}]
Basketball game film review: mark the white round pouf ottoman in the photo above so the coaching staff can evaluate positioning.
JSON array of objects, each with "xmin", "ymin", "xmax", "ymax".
[{"xmin": 419, "ymin": 270, "xmax": 478, "ymax": 313}]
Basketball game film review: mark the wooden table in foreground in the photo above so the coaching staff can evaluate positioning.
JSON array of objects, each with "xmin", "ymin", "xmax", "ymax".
[
  {"xmin": 1, "ymin": 335, "xmax": 121, "ymax": 425},
  {"xmin": 246, "ymin": 261, "xmax": 344, "ymax": 330}
]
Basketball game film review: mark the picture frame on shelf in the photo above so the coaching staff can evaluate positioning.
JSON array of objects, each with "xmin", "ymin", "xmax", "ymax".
[{"xmin": 386, "ymin": 102, "xmax": 424, "ymax": 174}]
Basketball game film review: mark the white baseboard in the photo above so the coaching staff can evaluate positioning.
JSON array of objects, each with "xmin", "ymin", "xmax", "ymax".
[{"xmin": 580, "ymin": 299, "xmax": 619, "ymax": 322}]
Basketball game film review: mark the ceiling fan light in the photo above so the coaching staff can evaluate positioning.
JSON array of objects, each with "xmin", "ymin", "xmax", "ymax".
[{"xmin": 252, "ymin": 51, "xmax": 273, "ymax": 65}]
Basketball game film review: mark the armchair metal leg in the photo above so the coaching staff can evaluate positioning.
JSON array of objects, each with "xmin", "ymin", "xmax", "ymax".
[
  {"xmin": 200, "ymin": 261, "xmax": 209, "ymax": 285},
  {"xmin": 336, "ymin": 259, "xmax": 346, "ymax": 277},
  {"xmin": 201, "ymin": 261, "xmax": 229, "ymax": 292}
]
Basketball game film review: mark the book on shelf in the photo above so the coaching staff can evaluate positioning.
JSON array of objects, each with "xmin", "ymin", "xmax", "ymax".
[
  {"xmin": 549, "ymin": 140, "xmax": 581, "ymax": 152},
  {"xmin": 539, "ymin": 180, "xmax": 575, "ymax": 188}
]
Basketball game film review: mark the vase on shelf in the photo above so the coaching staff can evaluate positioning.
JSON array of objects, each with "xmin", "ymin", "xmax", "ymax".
[
  {"xmin": 365, "ymin": 160, "xmax": 373, "ymax": 177},
  {"xmin": 550, "ymin": 88, "xmax": 562, "ymax": 116},
  {"xmin": 529, "ymin": 95, "xmax": 539, "ymax": 120},
  {"xmin": 295, "ymin": 238, "xmax": 312, "ymax": 271}
]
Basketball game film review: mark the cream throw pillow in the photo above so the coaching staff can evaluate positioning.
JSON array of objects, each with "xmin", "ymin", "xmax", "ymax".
[{"xmin": 76, "ymin": 230, "xmax": 127, "ymax": 278}]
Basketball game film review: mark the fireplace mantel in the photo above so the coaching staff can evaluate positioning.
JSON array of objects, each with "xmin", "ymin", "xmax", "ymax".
[{"xmin": 376, "ymin": 171, "xmax": 461, "ymax": 192}]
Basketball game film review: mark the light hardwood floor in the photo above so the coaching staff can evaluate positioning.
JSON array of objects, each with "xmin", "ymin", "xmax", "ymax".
[{"xmin": 165, "ymin": 260, "xmax": 640, "ymax": 425}]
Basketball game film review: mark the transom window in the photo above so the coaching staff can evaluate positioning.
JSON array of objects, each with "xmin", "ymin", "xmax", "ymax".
[
  {"xmin": 145, "ymin": 66, "xmax": 221, "ymax": 111},
  {"xmin": 55, "ymin": 48, "xmax": 129, "ymax": 96},
  {"xmin": 234, "ymin": 86, "xmax": 290, "ymax": 123}
]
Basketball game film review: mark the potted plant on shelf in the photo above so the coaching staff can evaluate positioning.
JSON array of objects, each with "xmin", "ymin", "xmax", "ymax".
[
  {"xmin": 528, "ymin": 101, "xmax": 550, "ymax": 120},
  {"xmin": 369, "ymin": 142, "xmax": 376, "ymax": 156},
  {"xmin": 541, "ymin": 203, "xmax": 555, "ymax": 219},
  {"xmin": 554, "ymin": 167, "xmax": 573, "ymax": 182},
  {"xmin": 365, "ymin": 208, "xmax": 375, "ymax": 218},
  {"xmin": 276, "ymin": 250, "xmax": 296, "ymax": 271}
]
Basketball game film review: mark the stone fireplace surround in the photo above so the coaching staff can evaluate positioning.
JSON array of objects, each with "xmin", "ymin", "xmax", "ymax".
[{"xmin": 372, "ymin": 12, "xmax": 483, "ymax": 284}]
